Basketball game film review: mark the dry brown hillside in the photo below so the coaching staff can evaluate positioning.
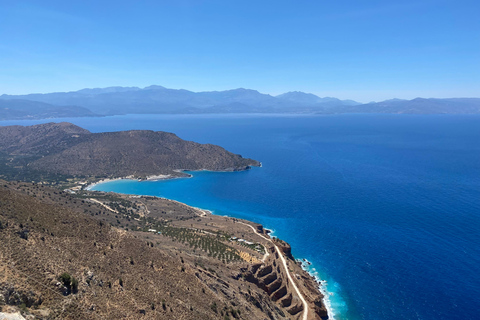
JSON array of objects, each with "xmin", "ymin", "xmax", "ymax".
[
  {"xmin": 0, "ymin": 122, "xmax": 260, "ymax": 181},
  {"xmin": 0, "ymin": 182, "xmax": 327, "ymax": 320}
]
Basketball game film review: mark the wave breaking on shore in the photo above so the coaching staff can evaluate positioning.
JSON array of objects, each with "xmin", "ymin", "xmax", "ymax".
[{"xmin": 298, "ymin": 258, "xmax": 338, "ymax": 320}]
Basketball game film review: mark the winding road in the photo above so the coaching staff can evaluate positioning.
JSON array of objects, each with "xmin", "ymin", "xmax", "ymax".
[
  {"xmin": 238, "ymin": 221, "xmax": 309, "ymax": 320},
  {"xmin": 89, "ymin": 198, "xmax": 119, "ymax": 213}
]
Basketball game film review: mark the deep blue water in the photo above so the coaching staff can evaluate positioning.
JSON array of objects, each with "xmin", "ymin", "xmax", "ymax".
[{"xmin": 4, "ymin": 114, "xmax": 480, "ymax": 320}]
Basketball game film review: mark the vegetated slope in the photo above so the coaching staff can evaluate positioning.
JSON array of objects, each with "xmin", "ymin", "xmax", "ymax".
[
  {"xmin": 0, "ymin": 122, "xmax": 260, "ymax": 179},
  {"xmin": 0, "ymin": 183, "xmax": 280, "ymax": 320},
  {"xmin": 0, "ymin": 99, "xmax": 98, "ymax": 120}
]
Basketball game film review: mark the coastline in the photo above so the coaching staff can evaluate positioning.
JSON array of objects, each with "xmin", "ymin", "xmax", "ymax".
[
  {"xmin": 84, "ymin": 177, "xmax": 128, "ymax": 190},
  {"xmin": 299, "ymin": 259, "xmax": 336, "ymax": 320},
  {"xmin": 239, "ymin": 218, "xmax": 335, "ymax": 320},
  {"xmin": 84, "ymin": 173, "xmax": 186, "ymax": 190},
  {"xmin": 84, "ymin": 165, "xmax": 259, "ymax": 191},
  {"xmin": 81, "ymin": 175, "xmax": 334, "ymax": 320}
]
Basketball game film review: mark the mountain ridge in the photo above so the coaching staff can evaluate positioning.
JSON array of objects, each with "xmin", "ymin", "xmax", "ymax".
[
  {"xmin": 1, "ymin": 86, "xmax": 479, "ymax": 118},
  {"xmin": 0, "ymin": 99, "xmax": 98, "ymax": 120},
  {"xmin": 0, "ymin": 86, "xmax": 360, "ymax": 115}
]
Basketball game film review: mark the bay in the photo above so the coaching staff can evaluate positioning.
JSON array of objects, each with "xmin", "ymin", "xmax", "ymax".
[{"xmin": 4, "ymin": 114, "xmax": 480, "ymax": 320}]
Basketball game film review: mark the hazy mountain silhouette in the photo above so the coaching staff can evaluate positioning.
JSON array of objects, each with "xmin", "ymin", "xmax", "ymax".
[
  {"xmin": 333, "ymin": 98, "xmax": 480, "ymax": 114},
  {"xmin": 0, "ymin": 86, "xmax": 359, "ymax": 115},
  {"xmin": 0, "ymin": 99, "xmax": 98, "ymax": 120},
  {"xmin": 1, "ymin": 86, "xmax": 479, "ymax": 118}
]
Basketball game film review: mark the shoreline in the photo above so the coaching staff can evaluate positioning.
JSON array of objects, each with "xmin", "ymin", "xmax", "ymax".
[
  {"xmin": 241, "ymin": 218, "xmax": 335, "ymax": 320},
  {"xmin": 84, "ymin": 165, "xmax": 261, "ymax": 191},
  {"xmin": 299, "ymin": 258, "xmax": 336, "ymax": 320},
  {"xmin": 84, "ymin": 173, "xmax": 188, "ymax": 191},
  {"xmin": 83, "ymin": 167, "xmax": 248, "ymax": 190},
  {"xmin": 85, "ymin": 177, "xmax": 128, "ymax": 190},
  {"xmin": 82, "ymin": 176, "xmax": 335, "ymax": 319}
]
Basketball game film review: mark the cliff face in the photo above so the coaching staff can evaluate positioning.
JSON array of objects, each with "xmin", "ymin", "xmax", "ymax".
[{"xmin": 0, "ymin": 122, "xmax": 260, "ymax": 179}]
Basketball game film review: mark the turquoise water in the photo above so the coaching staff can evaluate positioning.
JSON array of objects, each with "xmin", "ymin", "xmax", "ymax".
[{"xmin": 4, "ymin": 114, "xmax": 480, "ymax": 320}]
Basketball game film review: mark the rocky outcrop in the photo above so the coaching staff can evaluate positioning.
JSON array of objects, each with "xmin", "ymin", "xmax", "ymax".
[
  {"xmin": 0, "ymin": 311, "xmax": 27, "ymax": 320},
  {"xmin": 0, "ymin": 284, "xmax": 42, "ymax": 309},
  {"xmin": 314, "ymin": 297, "xmax": 329, "ymax": 320},
  {"xmin": 273, "ymin": 238, "xmax": 294, "ymax": 260}
]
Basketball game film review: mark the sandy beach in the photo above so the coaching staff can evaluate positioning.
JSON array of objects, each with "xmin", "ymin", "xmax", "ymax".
[
  {"xmin": 85, "ymin": 177, "xmax": 130, "ymax": 190},
  {"xmin": 146, "ymin": 174, "xmax": 174, "ymax": 180}
]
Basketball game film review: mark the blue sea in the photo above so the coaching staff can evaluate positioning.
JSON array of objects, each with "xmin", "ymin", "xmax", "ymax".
[{"xmin": 4, "ymin": 114, "xmax": 480, "ymax": 320}]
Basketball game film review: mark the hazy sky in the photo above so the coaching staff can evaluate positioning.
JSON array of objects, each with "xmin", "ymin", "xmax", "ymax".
[{"xmin": 1, "ymin": 0, "xmax": 479, "ymax": 102}]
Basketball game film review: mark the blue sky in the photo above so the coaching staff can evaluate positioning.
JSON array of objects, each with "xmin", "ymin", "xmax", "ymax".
[{"xmin": 0, "ymin": 0, "xmax": 478, "ymax": 102}]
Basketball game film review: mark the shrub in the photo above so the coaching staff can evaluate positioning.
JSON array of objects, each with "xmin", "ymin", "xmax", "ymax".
[
  {"xmin": 210, "ymin": 302, "xmax": 217, "ymax": 313},
  {"xmin": 59, "ymin": 273, "xmax": 72, "ymax": 288},
  {"xmin": 71, "ymin": 277, "xmax": 79, "ymax": 294},
  {"xmin": 59, "ymin": 272, "xmax": 78, "ymax": 295}
]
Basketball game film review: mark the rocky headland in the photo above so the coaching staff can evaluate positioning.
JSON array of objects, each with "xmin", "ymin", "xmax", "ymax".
[{"xmin": 0, "ymin": 122, "xmax": 260, "ymax": 181}]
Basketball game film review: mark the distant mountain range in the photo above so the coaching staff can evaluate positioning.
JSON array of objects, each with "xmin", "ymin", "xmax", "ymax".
[
  {"xmin": 331, "ymin": 98, "xmax": 480, "ymax": 114},
  {"xmin": 1, "ymin": 86, "xmax": 479, "ymax": 119}
]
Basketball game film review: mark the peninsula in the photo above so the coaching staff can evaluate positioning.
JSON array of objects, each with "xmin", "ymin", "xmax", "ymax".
[
  {"xmin": 0, "ymin": 123, "xmax": 329, "ymax": 320},
  {"xmin": 0, "ymin": 122, "xmax": 259, "ymax": 181}
]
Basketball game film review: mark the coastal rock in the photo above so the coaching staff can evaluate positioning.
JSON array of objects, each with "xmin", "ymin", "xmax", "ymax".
[
  {"xmin": 314, "ymin": 297, "xmax": 329, "ymax": 320},
  {"xmin": 256, "ymin": 224, "xmax": 264, "ymax": 234},
  {"xmin": 273, "ymin": 239, "xmax": 294, "ymax": 260}
]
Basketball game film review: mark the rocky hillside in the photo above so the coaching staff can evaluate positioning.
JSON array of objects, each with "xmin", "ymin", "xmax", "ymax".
[
  {"xmin": 0, "ymin": 181, "xmax": 328, "ymax": 319},
  {"xmin": 0, "ymin": 122, "xmax": 90, "ymax": 156},
  {"xmin": 0, "ymin": 122, "xmax": 260, "ymax": 179},
  {"xmin": 0, "ymin": 183, "xmax": 259, "ymax": 319}
]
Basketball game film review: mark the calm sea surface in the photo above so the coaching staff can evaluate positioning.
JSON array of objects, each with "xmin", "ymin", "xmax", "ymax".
[{"xmin": 4, "ymin": 114, "xmax": 480, "ymax": 320}]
